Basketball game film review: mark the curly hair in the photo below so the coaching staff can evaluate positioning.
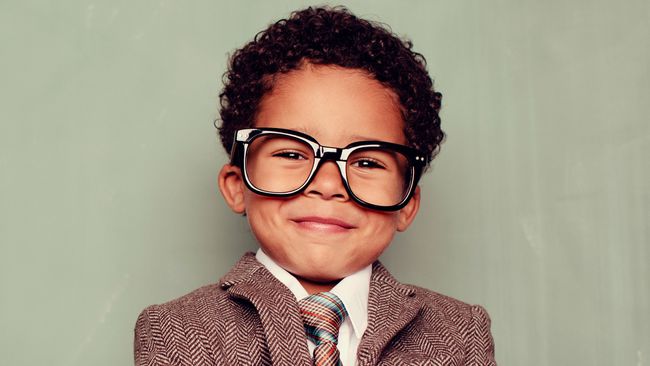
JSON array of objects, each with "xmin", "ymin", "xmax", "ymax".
[{"xmin": 218, "ymin": 6, "xmax": 444, "ymax": 167}]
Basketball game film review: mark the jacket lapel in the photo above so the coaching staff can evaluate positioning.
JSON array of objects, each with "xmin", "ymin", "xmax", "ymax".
[
  {"xmin": 220, "ymin": 253, "xmax": 313, "ymax": 366},
  {"xmin": 218, "ymin": 254, "xmax": 425, "ymax": 366},
  {"xmin": 356, "ymin": 261, "xmax": 424, "ymax": 366}
]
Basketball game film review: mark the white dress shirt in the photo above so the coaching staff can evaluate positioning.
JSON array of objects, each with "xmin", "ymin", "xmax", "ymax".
[{"xmin": 256, "ymin": 249, "xmax": 370, "ymax": 366}]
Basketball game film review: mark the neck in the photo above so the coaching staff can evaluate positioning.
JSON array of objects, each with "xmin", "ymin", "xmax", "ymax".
[{"xmin": 294, "ymin": 274, "xmax": 341, "ymax": 294}]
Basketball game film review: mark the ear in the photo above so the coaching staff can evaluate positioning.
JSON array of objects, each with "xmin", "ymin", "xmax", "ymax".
[
  {"xmin": 218, "ymin": 163, "xmax": 246, "ymax": 214},
  {"xmin": 396, "ymin": 185, "xmax": 421, "ymax": 232}
]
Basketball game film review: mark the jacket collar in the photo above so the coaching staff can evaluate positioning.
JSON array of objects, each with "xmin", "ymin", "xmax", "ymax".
[
  {"xmin": 218, "ymin": 253, "xmax": 424, "ymax": 366},
  {"xmin": 218, "ymin": 252, "xmax": 313, "ymax": 366},
  {"xmin": 218, "ymin": 251, "xmax": 266, "ymax": 287},
  {"xmin": 357, "ymin": 261, "xmax": 424, "ymax": 366}
]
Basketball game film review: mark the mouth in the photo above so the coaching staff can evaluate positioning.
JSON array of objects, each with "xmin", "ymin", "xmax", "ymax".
[{"xmin": 291, "ymin": 216, "xmax": 356, "ymax": 233}]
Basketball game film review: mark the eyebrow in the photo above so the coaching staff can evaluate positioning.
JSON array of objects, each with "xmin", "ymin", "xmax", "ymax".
[
  {"xmin": 287, "ymin": 125, "xmax": 316, "ymax": 136},
  {"xmin": 347, "ymin": 133, "xmax": 384, "ymax": 141},
  {"xmin": 261, "ymin": 123, "xmax": 403, "ymax": 148},
  {"xmin": 289, "ymin": 126, "xmax": 386, "ymax": 143}
]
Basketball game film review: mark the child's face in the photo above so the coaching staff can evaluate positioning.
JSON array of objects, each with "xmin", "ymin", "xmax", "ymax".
[{"xmin": 219, "ymin": 65, "xmax": 420, "ymax": 283}]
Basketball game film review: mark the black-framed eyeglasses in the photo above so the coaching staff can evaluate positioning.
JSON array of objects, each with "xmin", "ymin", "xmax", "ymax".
[{"xmin": 229, "ymin": 128, "xmax": 426, "ymax": 211}]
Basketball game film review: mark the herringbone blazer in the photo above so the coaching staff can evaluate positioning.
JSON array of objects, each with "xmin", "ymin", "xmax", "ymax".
[{"xmin": 134, "ymin": 253, "xmax": 496, "ymax": 366}]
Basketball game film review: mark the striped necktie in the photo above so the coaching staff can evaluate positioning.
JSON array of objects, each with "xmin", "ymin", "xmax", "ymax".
[{"xmin": 298, "ymin": 292, "xmax": 348, "ymax": 366}]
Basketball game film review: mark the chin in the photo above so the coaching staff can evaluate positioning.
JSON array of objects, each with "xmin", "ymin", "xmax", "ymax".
[
  {"xmin": 300, "ymin": 272, "xmax": 346, "ymax": 284},
  {"xmin": 294, "ymin": 262, "xmax": 348, "ymax": 282}
]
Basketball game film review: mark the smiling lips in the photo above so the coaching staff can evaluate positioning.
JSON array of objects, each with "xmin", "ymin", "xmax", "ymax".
[{"xmin": 291, "ymin": 216, "xmax": 356, "ymax": 233}]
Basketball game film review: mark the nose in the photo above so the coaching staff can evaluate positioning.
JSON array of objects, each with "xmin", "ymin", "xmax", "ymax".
[{"xmin": 304, "ymin": 160, "xmax": 349, "ymax": 201}]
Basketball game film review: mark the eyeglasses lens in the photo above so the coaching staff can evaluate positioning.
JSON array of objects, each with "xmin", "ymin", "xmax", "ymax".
[
  {"xmin": 346, "ymin": 147, "xmax": 412, "ymax": 206},
  {"xmin": 246, "ymin": 134, "xmax": 314, "ymax": 193},
  {"xmin": 244, "ymin": 134, "xmax": 412, "ymax": 207}
]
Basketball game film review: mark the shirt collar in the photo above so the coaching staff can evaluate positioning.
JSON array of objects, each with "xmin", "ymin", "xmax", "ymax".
[
  {"xmin": 255, "ymin": 248, "xmax": 310, "ymax": 299},
  {"xmin": 255, "ymin": 248, "xmax": 370, "ymax": 339},
  {"xmin": 329, "ymin": 263, "xmax": 370, "ymax": 339}
]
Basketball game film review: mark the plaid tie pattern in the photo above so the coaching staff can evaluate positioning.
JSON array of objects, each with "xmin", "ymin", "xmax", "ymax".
[{"xmin": 298, "ymin": 292, "xmax": 348, "ymax": 366}]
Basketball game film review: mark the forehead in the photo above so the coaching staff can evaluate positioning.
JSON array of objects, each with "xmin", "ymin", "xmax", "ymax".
[{"xmin": 255, "ymin": 65, "xmax": 406, "ymax": 146}]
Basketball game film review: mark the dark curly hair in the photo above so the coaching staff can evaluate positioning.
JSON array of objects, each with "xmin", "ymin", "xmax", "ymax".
[{"xmin": 218, "ymin": 6, "xmax": 444, "ymax": 168}]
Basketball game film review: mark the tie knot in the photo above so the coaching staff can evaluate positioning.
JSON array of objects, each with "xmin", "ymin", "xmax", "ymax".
[{"xmin": 298, "ymin": 292, "xmax": 348, "ymax": 346}]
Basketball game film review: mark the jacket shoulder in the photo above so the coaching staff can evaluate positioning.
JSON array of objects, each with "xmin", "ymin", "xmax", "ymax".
[
  {"xmin": 408, "ymin": 285, "xmax": 480, "ymax": 317},
  {"xmin": 136, "ymin": 283, "xmax": 231, "ymax": 330},
  {"xmin": 144, "ymin": 283, "xmax": 227, "ymax": 312},
  {"xmin": 403, "ymin": 284, "xmax": 493, "ymax": 332},
  {"xmin": 134, "ymin": 283, "xmax": 233, "ymax": 366},
  {"xmin": 395, "ymin": 284, "xmax": 496, "ymax": 365}
]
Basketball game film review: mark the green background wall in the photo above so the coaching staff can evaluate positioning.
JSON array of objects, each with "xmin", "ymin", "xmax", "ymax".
[{"xmin": 1, "ymin": 1, "xmax": 648, "ymax": 365}]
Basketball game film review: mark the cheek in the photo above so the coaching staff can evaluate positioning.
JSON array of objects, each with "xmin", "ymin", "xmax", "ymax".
[
  {"xmin": 243, "ymin": 193, "xmax": 270, "ymax": 232},
  {"xmin": 242, "ymin": 192, "xmax": 287, "ymax": 239},
  {"xmin": 365, "ymin": 212, "xmax": 400, "ymax": 234},
  {"xmin": 243, "ymin": 190, "xmax": 272, "ymax": 216},
  {"xmin": 242, "ymin": 189, "xmax": 256, "ymax": 209}
]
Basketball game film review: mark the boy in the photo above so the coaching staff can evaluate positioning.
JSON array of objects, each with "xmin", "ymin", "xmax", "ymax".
[{"xmin": 135, "ymin": 6, "xmax": 496, "ymax": 366}]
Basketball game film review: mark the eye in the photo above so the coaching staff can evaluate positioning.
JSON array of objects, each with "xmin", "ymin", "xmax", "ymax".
[
  {"xmin": 273, "ymin": 150, "xmax": 308, "ymax": 160},
  {"xmin": 350, "ymin": 158, "xmax": 386, "ymax": 169}
]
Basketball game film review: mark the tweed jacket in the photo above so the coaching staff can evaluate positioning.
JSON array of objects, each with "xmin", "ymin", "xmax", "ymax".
[{"xmin": 134, "ymin": 253, "xmax": 496, "ymax": 366}]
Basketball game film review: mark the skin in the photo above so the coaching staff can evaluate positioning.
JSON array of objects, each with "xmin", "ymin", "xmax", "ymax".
[{"xmin": 219, "ymin": 64, "xmax": 421, "ymax": 294}]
